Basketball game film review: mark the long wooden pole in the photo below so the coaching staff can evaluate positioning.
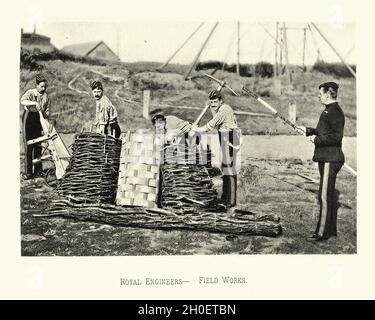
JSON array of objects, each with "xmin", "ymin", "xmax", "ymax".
[
  {"xmin": 242, "ymin": 87, "xmax": 357, "ymax": 177},
  {"xmin": 307, "ymin": 23, "xmax": 323, "ymax": 61},
  {"xmin": 310, "ymin": 22, "xmax": 356, "ymax": 78},
  {"xmin": 275, "ymin": 22, "xmax": 279, "ymax": 76},
  {"xmin": 184, "ymin": 22, "xmax": 219, "ymax": 80},
  {"xmin": 236, "ymin": 21, "xmax": 240, "ymax": 75},
  {"xmin": 159, "ymin": 22, "xmax": 204, "ymax": 69},
  {"xmin": 302, "ymin": 28, "xmax": 307, "ymax": 71},
  {"xmin": 283, "ymin": 22, "xmax": 291, "ymax": 85},
  {"xmin": 279, "ymin": 28, "xmax": 283, "ymax": 72}
]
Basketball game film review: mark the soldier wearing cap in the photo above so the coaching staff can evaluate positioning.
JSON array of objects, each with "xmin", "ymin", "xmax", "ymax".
[
  {"xmin": 191, "ymin": 90, "xmax": 240, "ymax": 209},
  {"xmin": 297, "ymin": 81, "xmax": 345, "ymax": 241},
  {"xmin": 91, "ymin": 81, "xmax": 121, "ymax": 138},
  {"xmin": 20, "ymin": 73, "xmax": 51, "ymax": 180},
  {"xmin": 151, "ymin": 113, "xmax": 193, "ymax": 144}
]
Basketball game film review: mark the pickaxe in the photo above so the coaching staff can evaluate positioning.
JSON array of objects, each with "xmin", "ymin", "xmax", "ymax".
[{"xmin": 189, "ymin": 73, "xmax": 238, "ymax": 127}]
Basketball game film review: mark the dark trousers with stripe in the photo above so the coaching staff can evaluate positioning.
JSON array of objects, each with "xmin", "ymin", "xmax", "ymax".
[
  {"xmin": 219, "ymin": 129, "xmax": 240, "ymax": 207},
  {"xmin": 315, "ymin": 161, "xmax": 343, "ymax": 239},
  {"xmin": 22, "ymin": 111, "xmax": 43, "ymax": 176}
]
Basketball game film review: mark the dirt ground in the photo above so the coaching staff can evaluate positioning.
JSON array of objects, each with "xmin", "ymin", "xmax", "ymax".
[{"xmin": 20, "ymin": 154, "xmax": 356, "ymax": 255}]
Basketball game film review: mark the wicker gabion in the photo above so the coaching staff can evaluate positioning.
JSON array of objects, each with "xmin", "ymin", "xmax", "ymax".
[
  {"xmin": 57, "ymin": 132, "xmax": 122, "ymax": 204},
  {"xmin": 160, "ymin": 164, "xmax": 218, "ymax": 213}
]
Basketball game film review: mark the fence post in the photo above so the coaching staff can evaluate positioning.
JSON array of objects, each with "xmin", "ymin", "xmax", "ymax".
[
  {"xmin": 273, "ymin": 78, "xmax": 281, "ymax": 96},
  {"xmin": 289, "ymin": 101, "xmax": 297, "ymax": 124},
  {"xmin": 143, "ymin": 89, "xmax": 151, "ymax": 119}
]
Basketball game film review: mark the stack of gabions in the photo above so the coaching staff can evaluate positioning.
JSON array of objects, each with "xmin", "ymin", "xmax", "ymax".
[
  {"xmin": 116, "ymin": 130, "xmax": 162, "ymax": 208},
  {"xmin": 57, "ymin": 132, "xmax": 121, "ymax": 204}
]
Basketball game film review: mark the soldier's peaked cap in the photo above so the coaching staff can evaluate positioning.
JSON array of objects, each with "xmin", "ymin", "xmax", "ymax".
[
  {"xmin": 151, "ymin": 113, "xmax": 166, "ymax": 124},
  {"xmin": 319, "ymin": 81, "xmax": 339, "ymax": 91},
  {"xmin": 91, "ymin": 81, "xmax": 103, "ymax": 90},
  {"xmin": 208, "ymin": 90, "xmax": 222, "ymax": 100}
]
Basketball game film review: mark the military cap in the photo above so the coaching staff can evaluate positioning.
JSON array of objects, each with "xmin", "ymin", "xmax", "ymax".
[
  {"xmin": 319, "ymin": 81, "xmax": 339, "ymax": 91},
  {"xmin": 151, "ymin": 113, "xmax": 166, "ymax": 124},
  {"xmin": 208, "ymin": 90, "xmax": 222, "ymax": 100},
  {"xmin": 91, "ymin": 81, "xmax": 103, "ymax": 90},
  {"xmin": 35, "ymin": 73, "xmax": 47, "ymax": 84}
]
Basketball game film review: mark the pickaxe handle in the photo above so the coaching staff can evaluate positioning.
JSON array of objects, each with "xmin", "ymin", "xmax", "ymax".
[
  {"xmin": 193, "ymin": 81, "xmax": 225, "ymax": 126},
  {"xmin": 193, "ymin": 104, "xmax": 210, "ymax": 126}
]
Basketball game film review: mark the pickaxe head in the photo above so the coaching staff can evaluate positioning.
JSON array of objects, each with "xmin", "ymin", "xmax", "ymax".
[
  {"xmin": 203, "ymin": 73, "xmax": 238, "ymax": 96},
  {"xmin": 216, "ymin": 80, "xmax": 226, "ymax": 92}
]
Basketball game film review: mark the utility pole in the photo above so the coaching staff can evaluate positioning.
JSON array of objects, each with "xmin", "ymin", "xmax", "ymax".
[
  {"xmin": 184, "ymin": 22, "xmax": 219, "ymax": 80},
  {"xmin": 160, "ymin": 22, "xmax": 204, "ymax": 69},
  {"xmin": 279, "ymin": 29, "xmax": 283, "ymax": 74},
  {"xmin": 307, "ymin": 23, "xmax": 323, "ymax": 62},
  {"xmin": 310, "ymin": 22, "xmax": 356, "ymax": 78},
  {"xmin": 302, "ymin": 27, "xmax": 307, "ymax": 71},
  {"xmin": 282, "ymin": 22, "xmax": 291, "ymax": 85},
  {"xmin": 275, "ymin": 22, "xmax": 279, "ymax": 76},
  {"xmin": 237, "ymin": 21, "xmax": 240, "ymax": 75},
  {"xmin": 116, "ymin": 26, "xmax": 120, "ymax": 59}
]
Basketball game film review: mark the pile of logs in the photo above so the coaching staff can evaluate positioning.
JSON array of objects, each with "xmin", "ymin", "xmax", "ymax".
[
  {"xmin": 39, "ymin": 199, "xmax": 282, "ymax": 237},
  {"xmin": 57, "ymin": 133, "xmax": 122, "ymax": 204},
  {"xmin": 160, "ymin": 164, "xmax": 218, "ymax": 213}
]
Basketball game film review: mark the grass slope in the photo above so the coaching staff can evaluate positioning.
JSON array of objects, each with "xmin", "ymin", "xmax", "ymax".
[{"xmin": 20, "ymin": 60, "xmax": 356, "ymax": 136}]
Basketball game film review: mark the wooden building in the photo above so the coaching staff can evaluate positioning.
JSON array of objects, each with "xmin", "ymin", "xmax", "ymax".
[{"xmin": 61, "ymin": 41, "xmax": 120, "ymax": 62}]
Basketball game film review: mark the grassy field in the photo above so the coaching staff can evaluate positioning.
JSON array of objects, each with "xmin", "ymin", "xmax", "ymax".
[
  {"xmin": 20, "ymin": 59, "xmax": 357, "ymax": 136},
  {"xmin": 19, "ymin": 58, "xmax": 357, "ymax": 255},
  {"xmin": 20, "ymin": 155, "xmax": 356, "ymax": 255}
]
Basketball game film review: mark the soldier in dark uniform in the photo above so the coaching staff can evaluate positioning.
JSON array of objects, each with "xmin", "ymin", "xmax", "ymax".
[{"xmin": 297, "ymin": 81, "xmax": 345, "ymax": 241}]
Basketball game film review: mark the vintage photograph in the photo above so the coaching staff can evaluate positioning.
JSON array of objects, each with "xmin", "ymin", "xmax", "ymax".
[{"xmin": 19, "ymin": 21, "xmax": 356, "ymax": 256}]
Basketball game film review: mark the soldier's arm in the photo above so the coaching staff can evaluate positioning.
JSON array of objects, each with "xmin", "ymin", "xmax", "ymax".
[
  {"xmin": 306, "ymin": 127, "xmax": 318, "ymax": 136},
  {"xmin": 108, "ymin": 99, "xmax": 118, "ymax": 124},
  {"xmin": 20, "ymin": 90, "xmax": 38, "ymax": 109},
  {"xmin": 199, "ymin": 109, "xmax": 225, "ymax": 132}
]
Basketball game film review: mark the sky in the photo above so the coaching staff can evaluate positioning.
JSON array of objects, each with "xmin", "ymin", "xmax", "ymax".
[{"xmin": 21, "ymin": 21, "xmax": 356, "ymax": 66}]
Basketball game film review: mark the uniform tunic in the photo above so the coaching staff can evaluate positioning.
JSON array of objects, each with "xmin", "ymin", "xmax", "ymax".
[{"xmin": 306, "ymin": 102, "xmax": 345, "ymax": 239}]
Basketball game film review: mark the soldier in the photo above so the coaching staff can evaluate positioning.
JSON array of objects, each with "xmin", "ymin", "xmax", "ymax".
[
  {"xmin": 20, "ymin": 73, "xmax": 51, "ymax": 180},
  {"xmin": 190, "ymin": 90, "xmax": 240, "ymax": 208},
  {"xmin": 151, "ymin": 113, "xmax": 193, "ymax": 144},
  {"xmin": 297, "ymin": 81, "xmax": 345, "ymax": 241},
  {"xmin": 91, "ymin": 81, "xmax": 121, "ymax": 138}
]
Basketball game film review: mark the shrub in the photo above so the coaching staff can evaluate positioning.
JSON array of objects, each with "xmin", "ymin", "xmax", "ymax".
[
  {"xmin": 195, "ymin": 61, "xmax": 253, "ymax": 77},
  {"xmin": 311, "ymin": 61, "xmax": 356, "ymax": 78},
  {"xmin": 20, "ymin": 48, "xmax": 108, "ymax": 68},
  {"xmin": 196, "ymin": 60, "xmax": 224, "ymax": 71},
  {"xmin": 254, "ymin": 61, "xmax": 274, "ymax": 78},
  {"xmin": 20, "ymin": 49, "xmax": 43, "ymax": 70}
]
